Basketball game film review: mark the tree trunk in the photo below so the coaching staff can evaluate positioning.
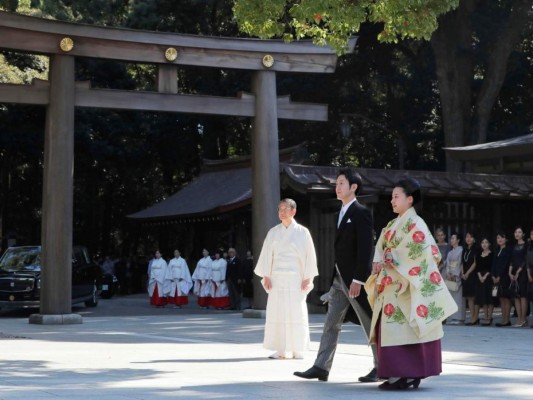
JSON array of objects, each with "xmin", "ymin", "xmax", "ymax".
[
  {"xmin": 431, "ymin": 0, "xmax": 477, "ymax": 172},
  {"xmin": 473, "ymin": 0, "xmax": 531, "ymax": 144}
]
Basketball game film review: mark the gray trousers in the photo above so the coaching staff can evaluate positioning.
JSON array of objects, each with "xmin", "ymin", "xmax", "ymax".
[{"xmin": 314, "ymin": 269, "xmax": 378, "ymax": 372}]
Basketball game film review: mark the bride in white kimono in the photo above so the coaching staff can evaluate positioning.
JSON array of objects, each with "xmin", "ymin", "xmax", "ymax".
[{"xmin": 255, "ymin": 198, "xmax": 318, "ymax": 359}]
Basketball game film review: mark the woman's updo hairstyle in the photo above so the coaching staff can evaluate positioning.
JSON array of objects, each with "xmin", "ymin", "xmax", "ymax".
[{"xmin": 394, "ymin": 178, "xmax": 422, "ymax": 206}]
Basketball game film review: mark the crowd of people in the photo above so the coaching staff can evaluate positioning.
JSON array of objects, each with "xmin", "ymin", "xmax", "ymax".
[
  {"xmin": 103, "ymin": 170, "xmax": 533, "ymax": 392},
  {"xmin": 437, "ymin": 227, "xmax": 533, "ymax": 327},
  {"xmin": 147, "ymin": 247, "xmax": 254, "ymax": 310}
]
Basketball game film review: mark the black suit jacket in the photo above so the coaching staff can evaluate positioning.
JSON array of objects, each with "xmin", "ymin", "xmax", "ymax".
[
  {"xmin": 334, "ymin": 200, "xmax": 374, "ymax": 286},
  {"xmin": 333, "ymin": 200, "xmax": 374, "ymax": 320},
  {"xmin": 226, "ymin": 256, "xmax": 243, "ymax": 285}
]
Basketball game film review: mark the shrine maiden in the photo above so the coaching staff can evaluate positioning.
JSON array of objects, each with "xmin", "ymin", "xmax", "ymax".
[{"xmin": 166, "ymin": 249, "xmax": 193, "ymax": 307}]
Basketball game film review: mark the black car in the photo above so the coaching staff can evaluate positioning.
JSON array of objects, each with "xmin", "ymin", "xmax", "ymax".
[
  {"xmin": 0, "ymin": 245, "xmax": 101, "ymax": 309},
  {"xmin": 99, "ymin": 266, "xmax": 119, "ymax": 299}
]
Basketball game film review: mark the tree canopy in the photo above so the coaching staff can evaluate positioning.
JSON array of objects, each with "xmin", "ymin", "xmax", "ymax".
[
  {"xmin": 234, "ymin": 0, "xmax": 532, "ymax": 171},
  {"xmin": 0, "ymin": 0, "xmax": 531, "ymax": 257},
  {"xmin": 233, "ymin": 0, "xmax": 460, "ymax": 52}
]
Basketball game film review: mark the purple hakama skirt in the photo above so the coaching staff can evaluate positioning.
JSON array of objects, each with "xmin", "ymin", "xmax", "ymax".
[{"xmin": 376, "ymin": 317, "xmax": 442, "ymax": 379}]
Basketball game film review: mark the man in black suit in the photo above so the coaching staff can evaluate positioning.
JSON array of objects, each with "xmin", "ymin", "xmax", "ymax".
[
  {"xmin": 226, "ymin": 248, "xmax": 243, "ymax": 310},
  {"xmin": 294, "ymin": 169, "xmax": 378, "ymax": 383}
]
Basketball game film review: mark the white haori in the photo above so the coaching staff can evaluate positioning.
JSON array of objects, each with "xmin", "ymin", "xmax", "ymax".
[
  {"xmin": 192, "ymin": 256, "xmax": 213, "ymax": 297},
  {"xmin": 147, "ymin": 258, "xmax": 169, "ymax": 296},
  {"xmin": 211, "ymin": 258, "xmax": 229, "ymax": 297},
  {"xmin": 255, "ymin": 219, "xmax": 318, "ymax": 353},
  {"xmin": 166, "ymin": 256, "xmax": 193, "ymax": 296}
]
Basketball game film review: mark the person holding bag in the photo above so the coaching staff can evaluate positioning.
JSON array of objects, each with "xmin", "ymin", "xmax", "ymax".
[
  {"xmin": 492, "ymin": 232, "xmax": 512, "ymax": 327},
  {"xmin": 445, "ymin": 233, "xmax": 464, "ymax": 324}
]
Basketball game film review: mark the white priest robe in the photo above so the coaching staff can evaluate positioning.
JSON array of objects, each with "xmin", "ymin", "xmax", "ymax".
[
  {"xmin": 255, "ymin": 219, "xmax": 318, "ymax": 354},
  {"xmin": 166, "ymin": 256, "xmax": 193, "ymax": 305}
]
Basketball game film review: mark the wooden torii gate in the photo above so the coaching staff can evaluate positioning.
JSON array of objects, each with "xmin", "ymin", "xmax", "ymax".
[{"xmin": 0, "ymin": 11, "xmax": 355, "ymax": 323}]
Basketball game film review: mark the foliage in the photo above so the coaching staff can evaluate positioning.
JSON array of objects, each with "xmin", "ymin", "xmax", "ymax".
[
  {"xmin": 233, "ymin": 0, "xmax": 460, "ymax": 53},
  {"xmin": 0, "ymin": 0, "xmax": 530, "ymax": 256},
  {"xmin": 0, "ymin": 0, "xmax": 254, "ymax": 256}
]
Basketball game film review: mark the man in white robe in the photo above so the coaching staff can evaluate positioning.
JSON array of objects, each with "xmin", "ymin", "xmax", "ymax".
[
  {"xmin": 147, "ymin": 250, "xmax": 169, "ymax": 307},
  {"xmin": 211, "ymin": 250, "xmax": 230, "ymax": 309},
  {"xmin": 255, "ymin": 198, "xmax": 319, "ymax": 359},
  {"xmin": 192, "ymin": 248, "xmax": 213, "ymax": 308},
  {"xmin": 166, "ymin": 249, "xmax": 193, "ymax": 307}
]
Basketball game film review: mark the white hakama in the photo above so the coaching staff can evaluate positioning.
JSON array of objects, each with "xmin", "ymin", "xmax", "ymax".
[{"xmin": 255, "ymin": 219, "xmax": 318, "ymax": 355}]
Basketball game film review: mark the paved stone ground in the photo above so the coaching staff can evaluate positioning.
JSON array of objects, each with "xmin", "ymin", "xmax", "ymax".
[{"xmin": 0, "ymin": 294, "xmax": 532, "ymax": 399}]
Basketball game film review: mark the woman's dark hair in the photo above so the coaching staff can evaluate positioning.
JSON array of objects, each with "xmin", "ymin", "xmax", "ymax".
[
  {"xmin": 450, "ymin": 232, "xmax": 462, "ymax": 244},
  {"xmin": 394, "ymin": 178, "xmax": 421, "ymax": 205},
  {"xmin": 479, "ymin": 236, "xmax": 491, "ymax": 247},
  {"xmin": 495, "ymin": 230, "xmax": 507, "ymax": 239},
  {"xmin": 338, "ymin": 169, "xmax": 363, "ymax": 195},
  {"xmin": 464, "ymin": 230, "xmax": 477, "ymax": 249}
]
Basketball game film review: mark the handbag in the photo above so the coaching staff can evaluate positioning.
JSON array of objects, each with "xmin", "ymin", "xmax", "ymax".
[
  {"xmin": 492, "ymin": 285, "xmax": 499, "ymax": 297},
  {"xmin": 445, "ymin": 279, "xmax": 459, "ymax": 292}
]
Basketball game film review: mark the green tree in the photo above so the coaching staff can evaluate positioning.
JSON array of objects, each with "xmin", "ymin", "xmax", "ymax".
[
  {"xmin": 233, "ymin": 0, "xmax": 532, "ymax": 172},
  {"xmin": 0, "ymin": 0, "xmax": 255, "ymax": 255},
  {"xmin": 233, "ymin": 0, "xmax": 460, "ymax": 52}
]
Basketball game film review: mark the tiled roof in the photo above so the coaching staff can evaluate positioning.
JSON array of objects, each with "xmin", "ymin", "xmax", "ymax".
[
  {"xmin": 127, "ymin": 167, "xmax": 251, "ymax": 221},
  {"xmin": 128, "ymin": 163, "xmax": 533, "ymax": 221},
  {"xmin": 282, "ymin": 165, "xmax": 533, "ymax": 199},
  {"xmin": 444, "ymin": 134, "xmax": 533, "ymax": 161}
]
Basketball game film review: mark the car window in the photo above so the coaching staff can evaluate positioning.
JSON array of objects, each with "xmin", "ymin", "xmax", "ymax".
[{"xmin": 0, "ymin": 247, "xmax": 41, "ymax": 271}]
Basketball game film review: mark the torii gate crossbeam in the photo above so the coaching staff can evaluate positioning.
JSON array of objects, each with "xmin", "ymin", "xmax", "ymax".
[{"xmin": 0, "ymin": 11, "xmax": 355, "ymax": 323}]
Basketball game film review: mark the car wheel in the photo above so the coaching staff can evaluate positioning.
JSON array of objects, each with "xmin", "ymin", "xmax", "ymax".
[{"xmin": 84, "ymin": 284, "xmax": 99, "ymax": 307}]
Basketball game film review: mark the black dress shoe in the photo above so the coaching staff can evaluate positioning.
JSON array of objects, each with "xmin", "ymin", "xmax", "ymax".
[
  {"xmin": 358, "ymin": 367, "xmax": 381, "ymax": 383},
  {"xmin": 379, "ymin": 378, "xmax": 408, "ymax": 390},
  {"xmin": 378, "ymin": 378, "xmax": 421, "ymax": 390},
  {"xmin": 293, "ymin": 366, "xmax": 329, "ymax": 382}
]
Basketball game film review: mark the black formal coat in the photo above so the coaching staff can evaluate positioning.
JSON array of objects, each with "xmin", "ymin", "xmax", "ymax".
[
  {"xmin": 226, "ymin": 256, "xmax": 243, "ymax": 285},
  {"xmin": 333, "ymin": 200, "xmax": 374, "ymax": 321}
]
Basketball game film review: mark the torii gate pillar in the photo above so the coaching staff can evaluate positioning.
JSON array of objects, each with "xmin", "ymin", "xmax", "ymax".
[
  {"xmin": 29, "ymin": 54, "xmax": 81, "ymax": 324},
  {"xmin": 251, "ymin": 70, "xmax": 280, "ymax": 310}
]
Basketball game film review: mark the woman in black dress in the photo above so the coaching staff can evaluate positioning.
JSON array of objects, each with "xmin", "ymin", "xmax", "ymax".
[
  {"xmin": 475, "ymin": 237, "xmax": 494, "ymax": 326},
  {"xmin": 462, "ymin": 231, "xmax": 479, "ymax": 325},
  {"xmin": 509, "ymin": 227, "xmax": 528, "ymax": 327},
  {"xmin": 528, "ymin": 229, "xmax": 533, "ymax": 326},
  {"xmin": 493, "ymin": 231, "xmax": 512, "ymax": 327}
]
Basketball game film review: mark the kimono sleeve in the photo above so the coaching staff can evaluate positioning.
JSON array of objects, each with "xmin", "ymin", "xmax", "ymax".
[
  {"xmin": 373, "ymin": 227, "xmax": 386, "ymax": 263},
  {"xmin": 183, "ymin": 259, "xmax": 193, "ymax": 282},
  {"xmin": 254, "ymin": 229, "xmax": 274, "ymax": 278},
  {"xmin": 303, "ymin": 228, "xmax": 319, "ymax": 280}
]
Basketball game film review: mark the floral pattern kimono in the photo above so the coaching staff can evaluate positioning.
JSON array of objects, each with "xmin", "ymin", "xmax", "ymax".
[{"xmin": 365, "ymin": 207, "xmax": 458, "ymax": 347}]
